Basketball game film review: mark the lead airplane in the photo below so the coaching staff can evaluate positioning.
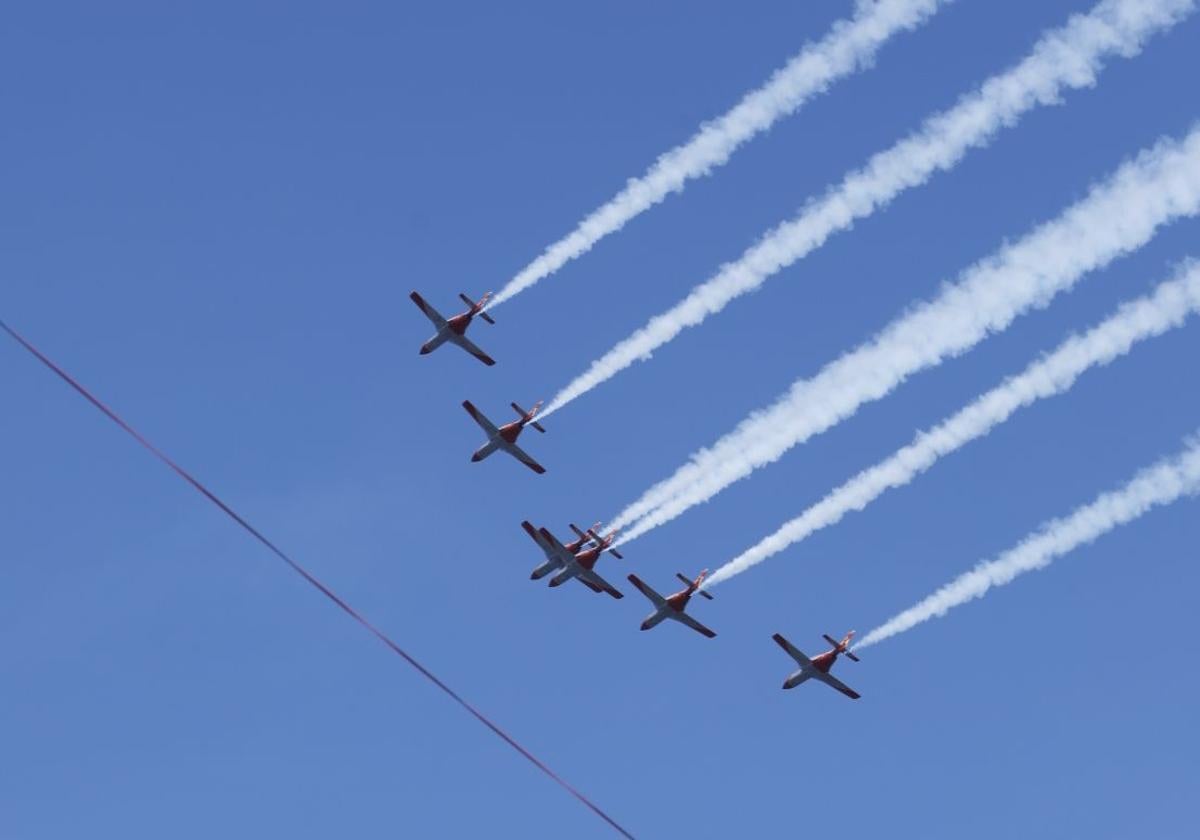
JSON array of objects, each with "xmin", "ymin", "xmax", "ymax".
[
  {"xmin": 627, "ymin": 570, "xmax": 717, "ymax": 638},
  {"xmin": 410, "ymin": 290, "xmax": 497, "ymax": 366},
  {"xmin": 537, "ymin": 525, "xmax": 624, "ymax": 599},
  {"xmin": 462, "ymin": 400, "xmax": 546, "ymax": 474},
  {"xmin": 772, "ymin": 631, "xmax": 861, "ymax": 700},
  {"xmin": 522, "ymin": 520, "xmax": 606, "ymax": 580}
]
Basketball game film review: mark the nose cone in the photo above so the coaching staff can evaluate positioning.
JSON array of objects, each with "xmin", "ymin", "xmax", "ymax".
[
  {"xmin": 640, "ymin": 620, "xmax": 652, "ymax": 631},
  {"xmin": 419, "ymin": 345, "xmax": 432, "ymax": 355},
  {"xmin": 471, "ymin": 452, "xmax": 483, "ymax": 462}
]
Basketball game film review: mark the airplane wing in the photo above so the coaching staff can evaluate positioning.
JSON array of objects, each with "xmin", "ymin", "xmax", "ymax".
[
  {"xmin": 454, "ymin": 334, "xmax": 496, "ymax": 367},
  {"xmin": 410, "ymin": 292, "xmax": 447, "ymax": 328},
  {"xmin": 537, "ymin": 527, "xmax": 576, "ymax": 564},
  {"xmin": 506, "ymin": 442, "xmax": 546, "ymax": 475},
  {"xmin": 815, "ymin": 671, "xmax": 861, "ymax": 700},
  {"xmin": 626, "ymin": 574, "xmax": 667, "ymax": 608},
  {"xmin": 579, "ymin": 568, "xmax": 623, "ymax": 599},
  {"xmin": 675, "ymin": 612, "xmax": 717, "ymax": 639},
  {"xmin": 462, "ymin": 401, "xmax": 500, "ymax": 436},
  {"xmin": 521, "ymin": 520, "xmax": 553, "ymax": 558},
  {"xmin": 772, "ymin": 633, "xmax": 813, "ymax": 668}
]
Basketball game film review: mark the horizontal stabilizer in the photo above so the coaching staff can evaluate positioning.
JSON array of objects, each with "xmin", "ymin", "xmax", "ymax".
[
  {"xmin": 823, "ymin": 633, "xmax": 861, "ymax": 662},
  {"xmin": 570, "ymin": 523, "xmax": 603, "ymax": 546},
  {"xmin": 511, "ymin": 402, "xmax": 546, "ymax": 432},
  {"xmin": 675, "ymin": 571, "xmax": 713, "ymax": 598},
  {"xmin": 587, "ymin": 528, "xmax": 623, "ymax": 560},
  {"xmin": 460, "ymin": 292, "xmax": 496, "ymax": 324}
]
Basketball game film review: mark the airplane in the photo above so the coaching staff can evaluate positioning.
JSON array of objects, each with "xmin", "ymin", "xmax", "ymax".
[
  {"xmin": 536, "ymin": 525, "xmax": 624, "ymax": 599},
  {"xmin": 626, "ymin": 569, "xmax": 717, "ymax": 639},
  {"xmin": 462, "ymin": 400, "xmax": 547, "ymax": 474},
  {"xmin": 522, "ymin": 520, "xmax": 603, "ymax": 580},
  {"xmin": 771, "ymin": 631, "xmax": 861, "ymax": 700},
  {"xmin": 410, "ymin": 290, "xmax": 497, "ymax": 366}
]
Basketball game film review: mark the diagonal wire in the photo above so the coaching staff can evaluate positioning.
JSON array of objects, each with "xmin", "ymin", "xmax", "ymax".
[{"xmin": 1, "ymin": 318, "xmax": 636, "ymax": 839}]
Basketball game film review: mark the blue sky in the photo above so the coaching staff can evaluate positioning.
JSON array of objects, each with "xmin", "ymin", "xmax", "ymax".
[{"xmin": 3, "ymin": 2, "xmax": 1199, "ymax": 837}]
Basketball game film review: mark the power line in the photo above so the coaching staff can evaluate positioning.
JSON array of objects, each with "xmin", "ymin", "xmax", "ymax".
[{"xmin": 1, "ymin": 318, "xmax": 636, "ymax": 839}]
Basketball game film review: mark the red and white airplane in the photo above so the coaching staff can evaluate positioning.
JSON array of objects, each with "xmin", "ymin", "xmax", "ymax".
[
  {"xmin": 772, "ymin": 631, "xmax": 861, "ymax": 700},
  {"xmin": 462, "ymin": 400, "xmax": 547, "ymax": 474},
  {"xmin": 522, "ymin": 520, "xmax": 606, "ymax": 581},
  {"xmin": 410, "ymin": 290, "xmax": 497, "ymax": 366},
  {"xmin": 627, "ymin": 569, "xmax": 717, "ymax": 638},
  {"xmin": 536, "ymin": 525, "xmax": 624, "ymax": 599}
]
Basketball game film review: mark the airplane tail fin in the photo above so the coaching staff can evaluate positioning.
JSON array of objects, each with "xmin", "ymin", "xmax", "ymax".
[
  {"xmin": 676, "ymin": 571, "xmax": 710, "ymax": 597},
  {"xmin": 824, "ymin": 631, "xmax": 860, "ymax": 661},
  {"xmin": 570, "ymin": 522, "xmax": 603, "ymax": 545},
  {"xmin": 512, "ymin": 401, "xmax": 546, "ymax": 433},
  {"xmin": 588, "ymin": 527, "xmax": 624, "ymax": 560},
  {"xmin": 462, "ymin": 291, "xmax": 496, "ymax": 324}
]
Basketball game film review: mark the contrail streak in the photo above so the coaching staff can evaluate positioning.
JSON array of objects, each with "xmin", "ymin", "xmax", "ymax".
[
  {"xmin": 541, "ymin": 0, "xmax": 1195, "ymax": 416},
  {"xmin": 856, "ymin": 432, "xmax": 1200, "ymax": 649},
  {"xmin": 488, "ymin": 0, "xmax": 952, "ymax": 308},
  {"xmin": 610, "ymin": 124, "xmax": 1200, "ymax": 543},
  {"xmin": 707, "ymin": 260, "xmax": 1200, "ymax": 587}
]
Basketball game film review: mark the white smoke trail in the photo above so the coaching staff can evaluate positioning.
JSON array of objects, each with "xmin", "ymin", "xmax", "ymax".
[
  {"xmin": 856, "ymin": 433, "xmax": 1200, "ymax": 649},
  {"xmin": 488, "ymin": 0, "xmax": 952, "ymax": 309},
  {"xmin": 610, "ymin": 124, "xmax": 1200, "ymax": 544},
  {"xmin": 707, "ymin": 261, "xmax": 1200, "ymax": 587},
  {"xmin": 541, "ymin": 0, "xmax": 1195, "ymax": 415}
]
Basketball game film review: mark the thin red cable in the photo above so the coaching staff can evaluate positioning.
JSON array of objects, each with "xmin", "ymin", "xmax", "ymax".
[{"xmin": 1, "ymin": 319, "xmax": 635, "ymax": 840}]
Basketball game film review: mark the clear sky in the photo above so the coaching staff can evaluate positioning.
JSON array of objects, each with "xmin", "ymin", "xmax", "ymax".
[{"xmin": 3, "ymin": 2, "xmax": 1199, "ymax": 838}]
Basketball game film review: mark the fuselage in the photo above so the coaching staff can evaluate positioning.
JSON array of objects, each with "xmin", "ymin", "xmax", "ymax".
[
  {"xmin": 640, "ymin": 584, "xmax": 694, "ymax": 627},
  {"xmin": 497, "ymin": 418, "xmax": 527, "ymax": 445},
  {"xmin": 472, "ymin": 418, "xmax": 528, "ymax": 461},
  {"xmin": 808, "ymin": 648, "xmax": 840, "ymax": 674},
  {"xmin": 549, "ymin": 541, "xmax": 610, "ymax": 586},
  {"xmin": 421, "ymin": 306, "xmax": 478, "ymax": 353},
  {"xmin": 445, "ymin": 309, "xmax": 475, "ymax": 336},
  {"xmin": 531, "ymin": 533, "xmax": 588, "ymax": 573},
  {"xmin": 567, "ymin": 544, "xmax": 603, "ymax": 573},
  {"xmin": 786, "ymin": 646, "xmax": 840, "ymax": 686},
  {"xmin": 664, "ymin": 587, "xmax": 696, "ymax": 613}
]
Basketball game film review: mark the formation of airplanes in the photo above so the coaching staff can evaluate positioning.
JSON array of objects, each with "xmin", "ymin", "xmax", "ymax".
[{"xmin": 414, "ymin": 290, "xmax": 862, "ymax": 700}]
